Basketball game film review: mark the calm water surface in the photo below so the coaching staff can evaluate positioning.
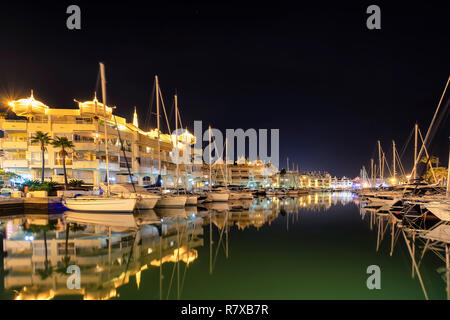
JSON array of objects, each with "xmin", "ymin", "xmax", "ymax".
[{"xmin": 0, "ymin": 192, "xmax": 447, "ymax": 300}]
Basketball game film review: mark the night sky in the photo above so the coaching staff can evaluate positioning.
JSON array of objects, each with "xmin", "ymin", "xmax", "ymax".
[{"xmin": 0, "ymin": 1, "xmax": 448, "ymax": 177}]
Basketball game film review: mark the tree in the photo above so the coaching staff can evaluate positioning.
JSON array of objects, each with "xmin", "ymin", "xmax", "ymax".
[
  {"xmin": 424, "ymin": 167, "xmax": 448, "ymax": 185},
  {"xmin": 420, "ymin": 155, "xmax": 439, "ymax": 166},
  {"xmin": 52, "ymin": 136, "xmax": 74, "ymax": 190},
  {"xmin": 22, "ymin": 219, "xmax": 58, "ymax": 280},
  {"xmin": 30, "ymin": 131, "xmax": 52, "ymax": 183}
]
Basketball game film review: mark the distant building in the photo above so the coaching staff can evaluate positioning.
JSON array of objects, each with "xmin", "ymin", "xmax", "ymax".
[{"xmin": 331, "ymin": 176, "xmax": 353, "ymax": 189}]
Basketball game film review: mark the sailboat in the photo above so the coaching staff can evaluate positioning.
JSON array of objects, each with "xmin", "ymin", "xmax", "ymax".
[
  {"xmin": 205, "ymin": 126, "xmax": 229, "ymax": 202},
  {"xmin": 63, "ymin": 62, "xmax": 136, "ymax": 213},
  {"xmin": 174, "ymin": 93, "xmax": 198, "ymax": 206},
  {"xmin": 152, "ymin": 76, "xmax": 187, "ymax": 208},
  {"xmin": 106, "ymin": 183, "xmax": 160, "ymax": 209}
]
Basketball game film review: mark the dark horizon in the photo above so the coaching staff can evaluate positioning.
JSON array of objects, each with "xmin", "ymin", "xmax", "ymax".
[{"xmin": 0, "ymin": 1, "xmax": 449, "ymax": 177}]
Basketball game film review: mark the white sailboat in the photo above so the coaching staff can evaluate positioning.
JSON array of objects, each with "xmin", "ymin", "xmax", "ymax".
[
  {"xmin": 63, "ymin": 62, "xmax": 136, "ymax": 213},
  {"xmin": 205, "ymin": 126, "xmax": 229, "ymax": 202},
  {"xmin": 153, "ymin": 76, "xmax": 187, "ymax": 208},
  {"xmin": 107, "ymin": 183, "xmax": 160, "ymax": 209}
]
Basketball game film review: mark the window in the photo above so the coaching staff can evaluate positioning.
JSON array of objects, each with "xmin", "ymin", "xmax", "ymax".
[
  {"xmin": 31, "ymin": 152, "xmax": 48, "ymax": 165},
  {"xmin": 74, "ymin": 151, "xmax": 96, "ymax": 161},
  {"xmin": 5, "ymin": 151, "xmax": 26, "ymax": 160},
  {"xmin": 74, "ymin": 134, "xmax": 94, "ymax": 143},
  {"xmin": 55, "ymin": 152, "xmax": 73, "ymax": 165},
  {"xmin": 75, "ymin": 117, "xmax": 93, "ymax": 124},
  {"xmin": 139, "ymin": 157, "xmax": 152, "ymax": 167},
  {"xmin": 99, "ymin": 154, "xmax": 118, "ymax": 163},
  {"xmin": 143, "ymin": 176, "xmax": 152, "ymax": 185},
  {"xmin": 120, "ymin": 156, "xmax": 132, "ymax": 168}
]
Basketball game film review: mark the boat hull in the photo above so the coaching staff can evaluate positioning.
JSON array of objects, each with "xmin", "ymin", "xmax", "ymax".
[
  {"xmin": 206, "ymin": 192, "xmax": 229, "ymax": 202},
  {"xmin": 156, "ymin": 195, "xmax": 187, "ymax": 208},
  {"xmin": 63, "ymin": 197, "xmax": 137, "ymax": 212},
  {"xmin": 136, "ymin": 198, "xmax": 159, "ymax": 209},
  {"xmin": 186, "ymin": 195, "xmax": 198, "ymax": 205}
]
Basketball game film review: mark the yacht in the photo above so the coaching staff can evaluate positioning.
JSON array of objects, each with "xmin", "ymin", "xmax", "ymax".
[
  {"xmin": 107, "ymin": 183, "xmax": 160, "ymax": 209},
  {"xmin": 63, "ymin": 196, "xmax": 137, "ymax": 213},
  {"xmin": 63, "ymin": 63, "xmax": 136, "ymax": 213}
]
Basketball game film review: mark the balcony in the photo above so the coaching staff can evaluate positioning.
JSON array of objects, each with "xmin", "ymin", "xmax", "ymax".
[
  {"xmin": 2, "ymin": 141, "xmax": 28, "ymax": 149},
  {"xmin": 2, "ymin": 160, "xmax": 29, "ymax": 168},
  {"xmin": 51, "ymin": 122, "xmax": 97, "ymax": 132},
  {"xmin": 73, "ymin": 142, "xmax": 97, "ymax": 151},
  {"xmin": 73, "ymin": 160, "xmax": 99, "ymax": 169},
  {"xmin": 2, "ymin": 121, "xmax": 27, "ymax": 131},
  {"xmin": 99, "ymin": 161, "xmax": 120, "ymax": 171},
  {"xmin": 28, "ymin": 122, "xmax": 50, "ymax": 132}
]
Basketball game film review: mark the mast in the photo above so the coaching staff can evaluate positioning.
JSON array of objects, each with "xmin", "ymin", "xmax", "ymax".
[
  {"xmin": 287, "ymin": 157, "xmax": 289, "ymax": 172},
  {"xmin": 414, "ymin": 123, "xmax": 418, "ymax": 180},
  {"xmin": 99, "ymin": 62, "xmax": 110, "ymax": 197},
  {"xmin": 392, "ymin": 140, "xmax": 396, "ymax": 182},
  {"xmin": 155, "ymin": 76, "xmax": 161, "ymax": 194},
  {"xmin": 377, "ymin": 140, "xmax": 382, "ymax": 186},
  {"xmin": 225, "ymin": 137, "xmax": 228, "ymax": 188},
  {"xmin": 447, "ymin": 137, "xmax": 450, "ymax": 197},
  {"xmin": 370, "ymin": 158, "xmax": 374, "ymax": 187},
  {"xmin": 175, "ymin": 94, "xmax": 179, "ymax": 194},
  {"xmin": 209, "ymin": 126, "xmax": 212, "ymax": 192}
]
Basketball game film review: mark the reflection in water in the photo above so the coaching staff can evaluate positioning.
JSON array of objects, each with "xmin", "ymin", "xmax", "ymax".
[
  {"xmin": 1, "ymin": 192, "xmax": 444, "ymax": 300},
  {"xmin": 359, "ymin": 201, "xmax": 449, "ymax": 300}
]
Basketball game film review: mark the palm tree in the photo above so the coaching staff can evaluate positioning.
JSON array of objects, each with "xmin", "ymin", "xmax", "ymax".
[
  {"xmin": 22, "ymin": 219, "xmax": 58, "ymax": 280},
  {"xmin": 52, "ymin": 136, "xmax": 75, "ymax": 190},
  {"xmin": 30, "ymin": 131, "xmax": 52, "ymax": 183}
]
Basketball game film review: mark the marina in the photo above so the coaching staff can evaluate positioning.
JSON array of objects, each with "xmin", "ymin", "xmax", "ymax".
[
  {"xmin": 0, "ymin": 1, "xmax": 448, "ymax": 306},
  {"xmin": 0, "ymin": 192, "xmax": 448, "ymax": 300}
]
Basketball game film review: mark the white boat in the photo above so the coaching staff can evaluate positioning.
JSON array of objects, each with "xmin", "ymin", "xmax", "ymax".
[
  {"xmin": 239, "ymin": 191, "xmax": 254, "ymax": 199},
  {"xmin": 156, "ymin": 194, "xmax": 187, "ymax": 207},
  {"xmin": 229, "ymin": 191, "xmax": 241, "ymax": 200},
  {"xmin": 186, "ymin": 195, "xmax": 198, "ymax": 205},
  {"xmin": 64, "ymin": 211, "xmax": 138, "ymax": 231},
  {"xmin": 63, "ymin": 196, "xmax": 137, "ymax": 213},
  {"xmin": 107, "ymin": 183, "xmax": 160, "ymax": 209},
  {"xmin": 424, "ymin": 200, "xmax": 450, "ymax": 222},
  {"xmin": 206, "ymin": 191, "xmax": 230, "ymax": 202}
]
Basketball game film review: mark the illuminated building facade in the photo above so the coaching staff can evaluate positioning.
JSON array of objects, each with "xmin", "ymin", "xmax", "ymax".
[{"xmin": 0, "ymin": 93, "xmax": 197, "ymax": 187}]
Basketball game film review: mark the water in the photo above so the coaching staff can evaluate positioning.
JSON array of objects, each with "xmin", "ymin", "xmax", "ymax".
[{"xmin": 0, "ymin": 192, "xmax": 447, "ymax": 300}]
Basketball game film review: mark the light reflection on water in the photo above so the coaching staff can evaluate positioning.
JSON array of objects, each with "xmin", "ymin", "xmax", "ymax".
[{"xmin": 0, "ymin": 192, "xmax": 445, "ymax": 300}]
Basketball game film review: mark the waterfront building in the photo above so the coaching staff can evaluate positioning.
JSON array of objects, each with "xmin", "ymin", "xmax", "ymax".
[
  {"xmin": 211, "ymin": 159, "xmax": 278, "ymax": 188},
  {"xmin": 298, "ymin": 171, "xmax": 331, "ymax": 189},
  {"xmin": 0, "ymin": 93, "xmax": 196, "ymax": 188},
  {"xmin": 330, "ymin": 176, "xmax": 353, "ymax": 190}
]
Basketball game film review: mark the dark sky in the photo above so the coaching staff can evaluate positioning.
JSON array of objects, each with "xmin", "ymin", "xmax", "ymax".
[{"xmin": 0, "ymin": 1, "xmax": 448, "ymax": 177}]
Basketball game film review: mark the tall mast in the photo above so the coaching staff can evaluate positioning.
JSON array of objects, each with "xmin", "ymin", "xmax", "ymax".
[
  {"xmin": 209, "ymin": 125, "xmax": 212, "ymax": 192},
  {"xmin": 287, "ymin": 157, "xmax": 289, "ymax": 172},
  {"xmin": 414, "ymin": 123, "xmax": 418, "ymax": 180},
  {"xmin": 175, "ymin": 93, "xmax": 179, "ymax": 194},
  {"xmin": 377, "ymin": 140, "xmax": 382, "ymax": 185},
  {"xmin": 392, "ymin": 140, "xmax": 396, "ymax": 182},
  {"xmin": 99, "ymin": 62, "xmax": 110, "ymax": 196},
  {"xmin": 447, "ymin": 137, "xmax": 450, "ymax": 197},
  {"xmin": 370, "ymin": 158, "xmax": 374, "ymax": 187},
  {"xmin": 155, "ymin": 76, "xmax": 161, "ymax": 193},
  {"xmin": 225, "ymin": 137, "xmax": 228, "ymax": 188}
]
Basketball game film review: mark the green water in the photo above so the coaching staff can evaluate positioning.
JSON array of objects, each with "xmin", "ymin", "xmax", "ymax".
[{"xmin": 0, "ymin": 192, "xmax": 447, "ymax": 300}]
